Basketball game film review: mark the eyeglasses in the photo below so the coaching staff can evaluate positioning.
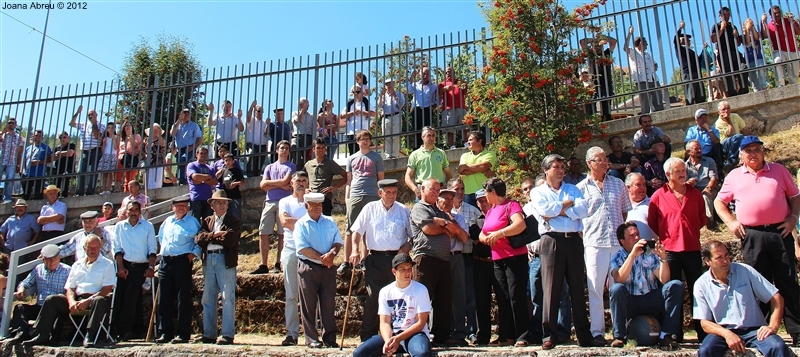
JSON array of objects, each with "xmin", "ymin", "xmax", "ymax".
[
  {"xmin": 256, "ymin": 110, "xmax": 262, "ymax": 113},
  {"xmin": 590, "ymin": 158, "xmax": 609, "ymax": 163},
  {"xmin": 742, "ymin": 147, "xmax": 764, "ymax": 155},
  {"xmin": 354, "ymin": 90, "xmax": 362, "ymax": 94}
]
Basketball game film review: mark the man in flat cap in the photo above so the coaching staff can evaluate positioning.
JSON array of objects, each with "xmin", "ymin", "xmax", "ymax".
[
  {"xmin": 295, "ymin": 192, "xmax": 343, "ymax": 348},
  {"xmin": 195, "ymin": 191, "xmax": 242, "ymax": 345},
  {"xmin": 349, "ymin": 178, "xmax": 413, "ymax": 341},
  {"xmin": 353, "ymin": 253, "xmax": 432, "ymax": 357},
  {"xmin": 0, "ymin": 199, "xmax": 40, "ymax": 254},
  {"xmin": 5, "ymin": 244, "xmax": 70, "ymax": 344},
  {"xmin": 38, "ymin": 185, "xmax": 66, "ymax": 241},
  {"xmin": 155, "ymin": 196, "xmax": 201, "ymax": 344},
  {"xmin": 59, "ymin": 211, "xmax": 111, "ymax": 261}
]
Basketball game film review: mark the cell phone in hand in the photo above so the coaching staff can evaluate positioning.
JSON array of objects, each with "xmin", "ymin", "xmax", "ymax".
[{"xmin": 646, "ymin": 240, "xmax": 656, "ymax": 249}]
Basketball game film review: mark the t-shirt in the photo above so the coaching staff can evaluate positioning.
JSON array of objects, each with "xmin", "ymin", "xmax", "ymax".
[
  {"xmin": 186, "ymin": 161, "xmax": 216, "ymax": 201},
  {"xmin": 408, "ymin": 147, "xmax": 449, "ymax": 184},
  {"xmin": 345, "ymin": 101, "xmax": 371, "ymax": 135},
  {"xmin": 632, "ymin": 127, "xmax": 666, "ymax": 150},
  {"xmin": 305, "ymin": 158, "xmax": 345, "ymax": 198},
  {"xmin": 263, "ymin": 160, "xmax": 297, "ymax": 202},
  {"xmin": 378, "ymin": 280, "xmax": 432, "ymax": 336},
  {"xmin": 714, "ymin": 113, "xmax": 746, "ymax": 142},
  {"xmin": 410, "ymin": 201, "xmax": 452, "ymax": 261},
  {"xmin": 54, "ymin": 143, "xmax": 76, "ymax": 173},
  {"xmin": 23, "ymin": 143, "xmax": 53, "ymax": 177},
  {"xmin": 608, "ymin": 151, "xmax": 636, "ymax": 166},
  {"xmin": 459, "ymin": 149, "xmax": 497, "ymax": 194},
  {"xmin": 278, "ymin": 196, "xmax": 307, "ymax": 251},
  {"xmin": 346, "ymin": 151, "xmax": 384, "ymax": 197},
  {"xmin": 221, "ymin": 166, "xmax": 245, "ymax": 200},
  {"xmin": 481, "ymin": 200, "xmax": 528, "ymax": 260}
]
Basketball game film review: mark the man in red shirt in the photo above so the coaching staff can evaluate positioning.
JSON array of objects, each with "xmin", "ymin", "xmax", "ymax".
[
  {"xmin": 647, "ymin": 157, "xmax": 705, "ymax": 340},
  {"xmin": 439, "ymin": 66, "xmax": 468, "ymax": 149},
  {"xmin": 714, "ymin": 135, "xmax": 800, "ymax": 345},
  {"xmin": 760, "ymin": 6, "xmax": 800, "ymax": 86}
]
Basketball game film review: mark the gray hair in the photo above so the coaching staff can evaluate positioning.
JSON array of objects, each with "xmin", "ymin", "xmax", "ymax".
[
  {"xmin": 717, "ymin": 101, "xmax": 730, "ymax": 110},
  {"xmin": 585, "ymin": 146, "xmax": 605, "ymax": 163},
  {"xmin": 541, "ymin": 154, "xmax": 566, "ymax": 171},
  {"xmin": 685, "ymin": 139, "xmax": 701, "ymax": 151},
  {"xmin": 447, "ymin": 178, "xmax": 464, "ymax": 190},
  {"xmin": 663, "ymin": 157, "xmax": 685, "ymax": 175},
  {"xmin": 625, "ymin": 172, "xmax": 645, "ymax": 186}
]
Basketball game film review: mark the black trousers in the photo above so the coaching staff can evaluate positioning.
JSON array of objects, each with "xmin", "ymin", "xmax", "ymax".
[
  {"xmin": 413, "ymin": 254, "xmax": 451, "ymax": 343},
  {"xmin": 494, "ymin": 254, "xmax": 529, "ymax": 341},
  {"xmin": 191, "ymin": 200, "xmax": 213, "ymax": 221},
  {"xmin": 742, "ymin": 225, "xmax": 800, "ymax": 334},
  {"xmin": 114, "ymin": 261, "xmax": 147, "ymax": 336},
  {"xmin": 717, "ymin": 53, "xmax": 749, "ymax": 97},
  {"xmin": 40, "ymin": 230, "xmax": 64, "ymax": 242},
  {"xmin": 360, "ymin": 253, "xmax": 396, "ymax": 341},
  {"xmin": 539, "ymin": 232, "xmax": 592, "ymax": 346},
  {"xmin": 35, "ymin": 294, "xmax": 109, "ymax": 340},
  {"xmin": 473, "ymin": 257, "xmax": 499, "ymax": 344},
  {"xmin": 49, "ymin": 167, "xmax": 74, "ymax": 198},
  {"xmin": 291, "ymin": 134, "xmax": 313, "ymax": 165},
  {"xmin": 158, "ymin": 253, "xmax": 193, "ymax": 339},
  {"xmin": 9, "ymin": 303, "xmax": 42, "ymax": 335},
  {"xmin": 22, "ymin": 175, "xmax": 45, "ymax": 201},
  {"xmin": 245, "ymin": 143, "xmax": 269, "ymax": 177},
  {"xmin": 666, "ymin": 250, "xmax": 704, "ymax": 339},
  {"xmin": 412, "ymin": 106, "xmax": 433, "ymax": 149}
]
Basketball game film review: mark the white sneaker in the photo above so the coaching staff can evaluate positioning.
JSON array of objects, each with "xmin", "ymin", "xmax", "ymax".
[
  {"xmin": 449, "ymin": 145, "xmax": 457, "ymax": 150},
  {"xmin": 100, "ymin": 191, "xmax": 110, "ymax": 195}
]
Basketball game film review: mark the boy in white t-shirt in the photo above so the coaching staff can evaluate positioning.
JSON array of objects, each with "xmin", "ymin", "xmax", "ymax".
[{"xmin": 353, "ymin": 254, "xmax": 432, "ymax": 357}]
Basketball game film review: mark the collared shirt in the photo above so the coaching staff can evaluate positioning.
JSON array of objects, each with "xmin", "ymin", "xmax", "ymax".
[
  {"xmin": 632, "ymin": 127, "xmax": 666, "ymax": 150},
  {"xmin": 410, "ymin": 201, "xmax": 453, "ymax": 261},
  {"xmin": 214, "ymin": 114, "xmax": 241, "ymax": 143},
  {"xmin": 610, "ymin": 247, "xmax": 661, "ymax": 296},
  {"xmin": 0, "ymin": 132, "xmax": 23, "ymax": 165},
  {"xmin": 459, "ymin": 149, "xmax": 497, "ymax": 194},
  {"xmin": 714, "ymin": 114, "xmax": 746, "ymax": 142},
  {"xmin": 120, "ymin": 193, "xmax": 151, "ymax": 219},
  {"xmin": 75, "ymin": 121, "xmax": 105, "ymax": 150},
  {"xmin": 20, "ymin": 262, "xmax": 70, "ymax": 306},
  {"xmin": 406, "ymin": 81, "xmax": 438, "ymax": 108},
  {"xmin": 278, "ymin": 196, "xmax": 307, "ymax": 251},
  {"xmin": 694, "ymin": 262, "xmax": 778, "ymax": 329},
  {"xmin": 59, "ymin": 229, "xmax": 112, "ymax": 261},
  {"xmin": 294, "ymin": 214, "xmax": 344, "ymax": 265},
  {"xmin": 686, "ymin": 156, "xmax": 718, "ymax": 190},
  {"xmin": 439, "ymin": 79, "xmax": 466, "ymax": 109},
  {"xmin": 263, "ymin": 160, "xmax": 296, "ymax": 201},
  {"xmin": 380, "ymin": 89, "xmax": 405, "ymax": 115},
  {"xmin": 351, "ymin": 200, "xmax": 412, "ymax": 252},
  {"xmin": 624, "ymin": 47, "xmax": 656, "ymax": 82},
  {"xmin": 0, "ymin": 213, "xmax": 40, "ymax": 252},
  {"xmin": 246, "ymin": 118, "xmax": 270, "ymax": 145},
  {"xmin": 291, "ymin": 111, "xmax": 316, "ymax": 136},
  {"xmin": 529, "ymin": 182, "xmax": 589, "ymax": 234},
  {"xmin": 158, "ymin": 214, "xmax": 201, "ymax": 257},
  {"xmin": 66, "ymin": 256, "xmax": 116, "ymax": 295},
  {"xmin": 648, "ymin": 184, "xmax": 705, "ymax": 252},
  {"xmin": 22, "ymin": 143, "xmax": 52, "ymax": 177},
  {"xmin": 207, "ymin": 213, "xmax": 226, "ymax": 251},
  {"xmin": 628, "ymin": 197, "xmax": 657, "ymax": 241},
  {"xmin": 685, "ymin": 125, "xmax": 721, "ymax": 155},
  {"xmin": 40, "ymin": 200, "xmax": 67, "ymax": 232},
  {"xmin": 112, "ymin": 218, "xmax": 157, "ymax": 263},
  {"xmin": 717, "ymin": 163, "xmax": 800, "ymax": 226},
  {"xmin": 175, "ymin": 120, "xmax": 202, "ymax": 149},
  {"xmin": 269, "ymin": 121, "xmax": 293, "ymax": 144},
  {"xmin": 408, "ymin": 147, "xmax": 448, "ymax": 184},
  {"xmin": 450, "ymin": 212, "xmax": 469, "ymax": 252},
  {"xmin": 643, "ymin": 157, "xmax": 667, "ymax": 183},
  {"xmin": 563, "ymin": 173, "xmax": 587, "ymax": 185},
  {"xmin": 453, "ymin": 202, "xmax": 481, "ymax": 254},
  {"xmin": 187, "ymin": 161, "xmax": 216, "ymax": 201},
  {"xmin": 577, "ymin": 175, "xmax": 632, "ymax": 247},
  {"xmin": 345, "ymin": 100, "xmax": 371, "ymax": 135},
  {"xmin": 305, "ymin": 158, "xmax": 345, "ymax": 199}
]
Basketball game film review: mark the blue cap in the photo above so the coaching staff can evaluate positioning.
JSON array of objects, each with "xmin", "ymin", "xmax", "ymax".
[
  {"xmin": 739, "ymin": 135, "xmax": 763, "ymax": 150},
  {"xmin": 475, "ymin": 189, "xmax": 487, "ymax": 199}
]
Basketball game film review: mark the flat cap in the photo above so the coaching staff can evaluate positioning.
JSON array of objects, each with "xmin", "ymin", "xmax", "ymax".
[
  {"xmin": 80, "ymin": 211, "xmax": 99, "ymax": 219},
  {"xmin": 172, "ymin": 196, "xmax": 191, "ymax": 204},
  {"xmin": 439, "ymin": 189, "xmax": 456, "ymax": 197},
  {"xmin": 378, "ymin": 179, "xmax": 399, "ymax": 188},
  {"xmin": 39, "ymin": 244, "xmax": 60, "ymax": 259}
]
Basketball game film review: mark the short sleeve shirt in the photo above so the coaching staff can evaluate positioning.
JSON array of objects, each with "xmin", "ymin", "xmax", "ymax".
[
  {"xmin": 685, "ymin": 156, "xmax": 718, "ymax": 190},
  {"xmin": 346, "ymin": 151, "xmax": 384, "ymax": 197},
  {"xmin": 278, "ymin": 196, "xmax": 307, "ymax": 251},
  {"xmin": 214, "ymin": 114, "xmax": 241, "ymax": 143},
  {"xmin": 693, "ymin": 262, "xmax": 778, "ymax": 329},
  {"xmin": 40, "ymin": 200, "xmax": 67, "ymax": 232},
  {"xmin": 263, "ymin": 160, "xmax": 297, "ymax": 202},
  {"xmin": 610, "ymin": 248, "xmax": 661, "ymax": 296},
  {"xmin": 714, "ymin": 114, "xmax": 746, "ymax": 142},
  {"xmin": 632, "ymin": 127, "xmax": 665, "ymax": 150},
  {"xmin": 175, "ymin": 121, "xmax": 202, "ymax": 149},
  {"xmin": 408, "ymin": 147, "xmax": 448, "ymax": 184},
  {"xmin": 187, "ymin": 161, "xmax": 216, "ymax": 201},
  {"xmin": 350, "ymin": 200, "xmax": 412, "ymax": 251},
  {"xmin": 378, "ymin": 280, "xmax": 432, "ymax": 336},
  {"xmin": 459, "ymin": 150, "xmax": 497, "ymax": 194},
  {"xmin": 685, "ymin": 126, "xmax": 721, "ymax": 155},
  {"xmin": 0, "ymin": 132, "xmax": 23, "ymax": 165},
  {"xmin": 305, "ymin": 158, "xmax": 345, "ymax": 198},
  {"xmin": 410, "ymin": 201, "xmax": 452, "ymax": 261},
  {"xmin": 717, "ymin": 163, "xmax": 800, "ymax": 226},
  {"xmin": 482, "ymin": 200, "xmax": 528, "ymax": 260},
  {"xmin": 0, "ymin": 214, "xmax": 41, "ymax": 252},
  {"xmin": 76, "ymin": 121, "xmax": 105, "ymax": 150}
]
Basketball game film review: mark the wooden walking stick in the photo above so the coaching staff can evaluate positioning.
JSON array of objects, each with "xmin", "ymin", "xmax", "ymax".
[
  {"xmin": 340, "ymin": 267, "xmax": 357, "ymax": 351},
  {"xmin": 145, "ymin": 280, "xmax": 160, "ymax": 342}
]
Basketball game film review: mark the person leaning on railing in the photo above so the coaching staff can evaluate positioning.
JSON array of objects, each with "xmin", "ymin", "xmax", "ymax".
[
  {"xmin": 208, "ymin": 100, "xmax": 244, "ymax": 158},
  {"xmin": 70, "ymin": 105, "xmax": 105, "ymax": 197},
  {"xmin": 245, "ymin": 100, "xmax": 271, "ymax": 178},
  {"xmin": 171, "ymin": 108, "xmax": 203, "ymax": 186},
  {"xmin": 50, "ymin": 131, "xmax": 76, "ymax": 198},
  {"xmin": 761, "ymin": 5, "xmax": 800, "ymax": 87},
  {"xmin": 0, "ymin": 118, "xmax": 24, "ymax": 204}
]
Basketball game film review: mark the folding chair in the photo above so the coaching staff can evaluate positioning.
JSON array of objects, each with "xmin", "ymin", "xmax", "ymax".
[{"xmin": 69, "ymin": 290, "xmax": 116, "ymax": 346}]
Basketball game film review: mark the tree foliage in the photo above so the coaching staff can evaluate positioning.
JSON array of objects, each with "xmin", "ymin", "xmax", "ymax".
[{"xmin": 469, "ymin": 0, "xmax": 609, "ymax": 183}]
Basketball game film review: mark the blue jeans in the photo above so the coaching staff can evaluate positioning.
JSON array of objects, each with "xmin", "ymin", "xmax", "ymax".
[
  {"xmin": 354, "ymin": 332, "xmax": 432, "ymax": 357},
  {"xmin": 76, "ymin": 148, "xmax": 100, "ymax": 195},
  {"xmin": 0, "ymin": 164, "xmax": 15, "ymax": 201},
  {"xmin": 609, "ymin": 280, "xmax": 683, "ymax": 340},
  {"xmin": 324, "ymin": 136, "xmax": 339, "ymax": 160},
  {"xmin": 699, "ymin": 327, "xmax": 790, "ymax": 357},
  {"xmin": 177, "ymin": 147, "xmax": 195, "ymax": 185},
  {"xmin": 229, "ymin": 198, "xmax": 242, "ymax": 220},
  {"xmin": 526, "ymin": 256, "xmax": 571, "ymax": 343},
  {"xmin": 202, "ymin": 252, "xmax": 236, "ymax": 339}
]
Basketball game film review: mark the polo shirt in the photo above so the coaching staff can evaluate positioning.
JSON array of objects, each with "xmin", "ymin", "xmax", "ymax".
[
  {"xmin": 269, "ymin": 121, "xmax": 293, "ymax": 144},
  {"xmin": 112, "ymin": 218, "xmax": 157, "ymax": 263},
  {"xmin": 66, "ymin": 256, "xmax": 116, "ymax": 295},
  {"xmin": 685, "ymin": 156, "xmax": 718, "ymax": 190},
  {"xmin": 158, "ymin": 214, "xmax": 202, "ymax": 257},
  {"xmin": 40, "ymin": 200, "xmax": 67, "ymax": 232},
  {"xmin": 714, "ymin": 113, "xmax": 746, "ymax": 142},
  {"xmin": 459, "ymin": 149, "xmax": 497, "ymax": 194},
  {"xmin": 647, "ymin": 184, "xmax": 705, "ymax": 252},
  {"xmin": 351, "ymin": 200, "xmax": 412, "ymax": 252},
  {"xmin": 608, "ymin": 151, "xmax": 636, "ymax": 166},
  {"xmin": 214, "ymin": 114, "xmax": 241, "ymax": 143},
  {"xmin": 410, "ymin": 201, "xmax": 452, "ymax": 262},
  {"xmin": 716, "ymin": 163, "xmax": 800, "ymax": 226},
  {"xmin": 294, "ymin": 214, "xmax": 344, "ymax": 265},
  {"xmin": 0, "ymin": 213, "xmax": 40, "ymax": 252},
  {"xmin": 693, "ymin": 262, "xmax": 778, "ymax": 329},
  {"xmin": 685, "ymin": 125, "xmax": 720, "ymax": 155},
  {"xmin": 439, "ymin": 79, "xmax": 466, "ymax": 109},
  {"xmin": 408, "ymin": 147, "xmax": 448, "ymax": 184},
  {"xmin": 23, "ymin": 143, "xmax": 53, "ymax": 177},
  {"xmin": 767, "ymin": 18, "xmax": 798, "ymax": 52}
]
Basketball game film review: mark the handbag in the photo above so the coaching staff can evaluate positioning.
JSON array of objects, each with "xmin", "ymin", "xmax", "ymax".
[{"xmin": 504, "ymin": 201, "xmax": 541, "ymax": 249}]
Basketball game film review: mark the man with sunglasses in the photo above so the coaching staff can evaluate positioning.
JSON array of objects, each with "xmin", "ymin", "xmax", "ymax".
[
  {"xmin": 407, "ymin": 67, "xmax": 437, "ymax": 149},
  {"xmin": 70, "ymin": 105, "xmax": 104, "ymax": 196},
  {"xmin": 0, "ymin": 118, "xmax": 23, "ymax": 203},
  {"xmin": 50, "ymin": 132, "xmax": 75, "ymax": 198}
]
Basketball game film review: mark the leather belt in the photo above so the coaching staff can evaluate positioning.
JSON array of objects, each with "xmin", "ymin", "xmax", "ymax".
[
  {"xmin": 369, "ymin": 250, "xmax": 398, "ymax": 256},
  {"xmin": 207, "ymin": 249, "xmax": 225, "ymax": 255},
  {"xmin": 744, "ymin": 223, "xmax": 783, "ymax": 231},
  {"xmin": 124, "ymin": 260, "xmax": 149, "ymax": 266},
  {"xmin": 382, "ymin": 112, "xmax": 400, "ymax": 118},
  {"xmin": 545, "ymin": 231, "xmax": 580, "ymax": 238},
  {"xmin": 450, "ymin": 251, "xmax": 462, "ymax": 256}
]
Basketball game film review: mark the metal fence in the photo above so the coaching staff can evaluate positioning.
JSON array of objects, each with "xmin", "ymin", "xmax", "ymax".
[{"xmin": 0, "ymin": 0, "xmax": 798, "ymax": 198}]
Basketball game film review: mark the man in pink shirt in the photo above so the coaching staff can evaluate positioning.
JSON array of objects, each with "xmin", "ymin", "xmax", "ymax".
[
  {"xmin": 760, "ymin": 6, "xmax": 800, "ymax": 86},
  {"xmin": 714, "ymin": 135, "xmax": 800, "ymax": 345}
]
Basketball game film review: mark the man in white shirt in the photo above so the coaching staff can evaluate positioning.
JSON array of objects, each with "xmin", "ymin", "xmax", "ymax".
[
  {"xmin": 377, "ymin": 79, "xmax": 405, "ymax": 159},
  {"xmin": 208, "ymin": 100, "xmax": 244, "ymax": 157},
  {"xmin": 624, "ymin": 27, "xmax": 663, "ymax": 114},
  {"xmin": 245, "ymin": 100, "xmax": 271, "ymax": 177}
]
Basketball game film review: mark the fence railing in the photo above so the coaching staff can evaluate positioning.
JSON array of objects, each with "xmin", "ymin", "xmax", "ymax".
[{"xmin": 0, "ymin": 0, "xmax": 798, "ymax": 198}]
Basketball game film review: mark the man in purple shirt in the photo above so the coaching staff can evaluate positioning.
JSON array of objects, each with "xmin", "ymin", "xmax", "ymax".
[
  {"xmin": 187, "ymin": 147, "xmax": 217, "ymax": 221},
  {"xmin": 253, "ymin": 140, "xmax": 296, "ymax": 274}
]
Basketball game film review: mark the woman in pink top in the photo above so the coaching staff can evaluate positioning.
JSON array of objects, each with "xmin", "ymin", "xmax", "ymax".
[
  {"xmin": 317, "ymin": 99, "xmax": 339, "ymax": 159},
  {"xmin": 479, "ymin": 177, "xmax": 529, "ymax": 346},
  {"xmin": 117, "ymin": 121, "xmax": 142, "ymax": 192}
]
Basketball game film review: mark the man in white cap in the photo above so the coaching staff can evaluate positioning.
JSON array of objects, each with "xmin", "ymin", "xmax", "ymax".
[
  {"xmin": 0, "ymin": 199, "xmax": 41, "ymax": 254},
  {"xmin": 98, "ymin": 202, "xmax": 115, "ymax": 223},
  {"xmin": 277, "ymin": 171, "xmax": 310, "ymax": 346},
  {"xmin": 685, "ymin": 109, "xmax": 721, "ymax": 162},
  {"xmin": 195, "ymin": 190, "xmax": 241, "ymax": 345},
  {"xmin": 294, "ymin": 192, "xmax": 343, "ymax": 348},
  {"xmin": 59, "ymin": 211, "xmax": 111, "ymax": 261},
  {"xmin": 377, "ymin": 78, "xmax": 405, "ymax": 159},
  {"xmin": 5, "ymin": 244, "xmax": 70, "ymax": 344},
  {"xmin": 37, "ymin": 185, "xmax": 66, "ymax": 241}
]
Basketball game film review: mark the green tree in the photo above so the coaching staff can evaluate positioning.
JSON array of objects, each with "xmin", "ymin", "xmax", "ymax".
[{"xmin": 470, "ymin": 0, "xmax": 609, "ymax": 184}]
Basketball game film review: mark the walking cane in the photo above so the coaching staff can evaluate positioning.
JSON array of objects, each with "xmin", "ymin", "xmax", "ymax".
[
  {"xmin": 145, "ymin": 278, "xmax": 159, "ymax": 342},
  {"xmin": 340, "ymin": 267, "xmax": 356, "ymax": 351}
]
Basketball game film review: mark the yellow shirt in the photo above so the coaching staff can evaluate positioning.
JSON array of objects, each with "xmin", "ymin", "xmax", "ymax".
[
  {"xmin": 714, "ymin": 113, "xmax": 746, "ymax": 141},
  {"xmin": 459, "ymin": 149, "xmax": 497, "ymax": 194}
]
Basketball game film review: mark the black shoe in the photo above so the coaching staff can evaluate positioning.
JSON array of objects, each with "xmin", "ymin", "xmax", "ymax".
[
  {"xmin": 271, "ymin": 262, "xmax": 282, "ymax": 274},
  {"xmin": 216, "ymin": 336, "xmax": 234, "ymax": 345},
  {"xmin": 22, "ymin": 334, "xmax": 48, "ymax": 347},
  {"xmin": 83, "ymin": 336, "xmax": 95, "ymax": 348},
  {"xmin": 792, "ymin": 333, "xmax": 800, "ymax": 346},
  {"xmin": 591, "ymin": 334, "xmax": 606, "ymax": 346},
  {"xmin": 324, "ymin": 341, "xmax": 339, "ymax": 348},
  {"xmin": 5, "ymin": 330, "xmax": 29, "ymax": 345},
  {"xmin": 154, "ymin": 335, "xmax": 173, "ymax": 344},
  {"xmin": 307, "ymin": 341, "xmax": 323, "ymax": 348},
  {"xmin": 659, "ymin": 334, "xmax": 679, "ymax": 350},
  {"xmin": 172, "ymin": 336, "xmax": 190, "ymax": 344},
  {"xmin": 446, "ymin": 338, "xmax": 469, "ymax": 347},
  {"xmin": 250, "ymin": 265, "xmax": 271, "ymax": 275},
  {"xmin": 200, "ymin": 336, "xmax": 216, "ymax": 344},
  {"xmin": 281, "ymin": 335, "xmax": 298, "ymax": 346},
  {"xmin": 336, "ymin": 262, "xmax": 352, "ymax": 276}
]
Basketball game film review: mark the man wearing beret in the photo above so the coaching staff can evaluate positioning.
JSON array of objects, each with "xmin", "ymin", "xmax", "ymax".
[
  {"xmin": 349, "ymin": 178, "xmax": 413, "ymax": 342},
  {"xmin": 59, "ymin": 211, "xmax": 111, "ymax": 261},
  {"xmin": 155, "ymin": 196, "xmax": 201, "ymax": 344},
  {"xmin": 294, "ymin": 192, "xmax": 343, "ymax": 348},
  {"xmin": 195, "ymin": 191, "xmax": 242, "ymax": 345}
]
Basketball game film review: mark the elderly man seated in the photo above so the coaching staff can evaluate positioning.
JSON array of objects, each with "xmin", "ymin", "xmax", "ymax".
[
  {"xmin": 684, "ymin": 140, "xmax": 718, "ymax": 229},
  {"xmin": 23, "ymin": 235, "xmax": 116, "ymax": 348},
  {"xmin": 4, "ymin": 244, "xmax": 70, "ymax": 344}
]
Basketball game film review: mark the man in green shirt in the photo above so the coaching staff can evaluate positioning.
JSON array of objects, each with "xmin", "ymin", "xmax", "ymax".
[
  {"xmin": 457, "ymin": 131, "xmax": 496, "ymax": 207},
  {"xmin": 304, "ymin": 138, "xmax": 347, "ymax": 216},
  {"xmin": 404, "ymin": 126, "xmax": 452, "ymax": 200}
]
